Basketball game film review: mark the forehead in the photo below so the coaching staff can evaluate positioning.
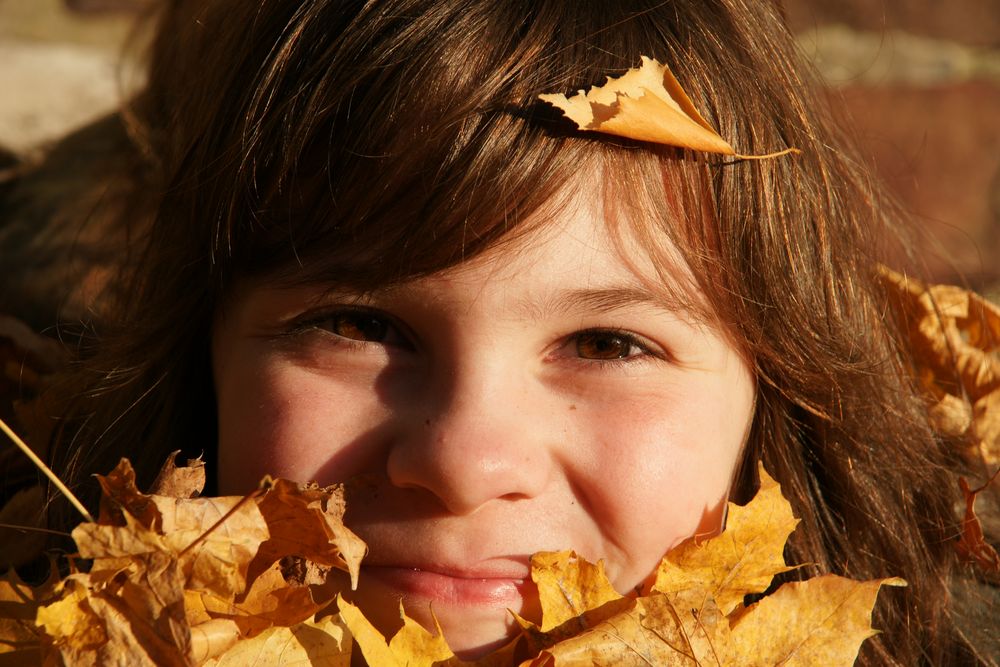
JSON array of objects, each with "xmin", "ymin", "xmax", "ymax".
[
  {"xmin": 335, "ymin": 177, "xmax": 711, "ymax": 329},
  {"xmin": 436, "ymin": 174, "xmax": 714, "ymax": 326}
]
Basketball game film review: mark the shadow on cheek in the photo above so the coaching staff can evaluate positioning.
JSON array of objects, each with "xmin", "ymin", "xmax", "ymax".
[{"xmin": 691, "ymin": 493, "xmax": 730, "ymax": 544}]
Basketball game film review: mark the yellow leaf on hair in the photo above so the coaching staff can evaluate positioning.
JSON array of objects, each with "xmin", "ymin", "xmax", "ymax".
[
  {"xmin": 538, "ymin": 56, "xmax": 797, "ymax": 159},
  {"xmin": 539, "ymin": 56, "xmax": 733, "ymax": 154}
]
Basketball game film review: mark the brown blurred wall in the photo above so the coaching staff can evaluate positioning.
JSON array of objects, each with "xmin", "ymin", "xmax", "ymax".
[
  {"xmin": 784, "ymin": 0, "xmax": 1000, "ymax": 290},
  {"xmin": 2, "ymin": 0, "xmax": 999, "ymax": 289}
]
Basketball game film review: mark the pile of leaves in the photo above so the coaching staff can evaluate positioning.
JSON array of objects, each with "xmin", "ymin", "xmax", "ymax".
[
  {"xmin": 0, "ymin": 269, "xmax": 997, "ymax": 665},
  {"xmin": 0, "ymin": 457, "xmax": 904, "ymax": 666}
]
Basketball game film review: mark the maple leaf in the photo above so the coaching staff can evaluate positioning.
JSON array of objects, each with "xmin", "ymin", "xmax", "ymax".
[
  {"xmin": 539, "ymin": 56, "xmax": 734, "ymax": 154},
  {"xmin": 0, "ymin": 566, "xmax": 58, "ymax": 663},
  {"xmin": 149, "ymin": 451, "xmax": 206, "ymax": 499},
  {"xmin": 200, "ymin": 615, "xmax": 351, "ymax": 666},
  {"xmin": 0, "ymin": 451, "xmax": 905, "ymax": 666},
  {"xmin": 337, "ymin": 595, "xmax": 454, "ymax": 667},
  {"xmin": 243, "ymin": 478, "xmax": 366, "ymax": 594},
  {"xmin": 530, "ymin": 551, "xmax": 631, "ymax": 634},
  {"xmin": 727, "ymin": 575, "xmax": 906, "ymax": 665},
  {"xmin": 511, "ymin": 464, "xmax": 894, "ymax": 667},
  {"xmin": 650, "ymin": 463, "xmax": 799, "ymax": 614},
  {"xmin": 519, "ymin": 593, "xmax": 733, "ymax": 667}
]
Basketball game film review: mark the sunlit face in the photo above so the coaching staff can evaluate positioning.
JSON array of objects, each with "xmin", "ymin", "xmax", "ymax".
[{"xmin": 212, "ymin": 186, "xmax": 756, "ymax": 658}]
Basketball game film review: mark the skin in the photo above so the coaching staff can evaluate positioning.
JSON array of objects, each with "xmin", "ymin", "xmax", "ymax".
[{"xmin": 212, "ymin": 187, "xmax": 756, "ymax": 658}]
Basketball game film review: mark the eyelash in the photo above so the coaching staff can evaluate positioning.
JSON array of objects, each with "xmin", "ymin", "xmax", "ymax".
[
  {"xmin": 561, "ymin": 328, "xmax": 662, "ymax": 366},
  {"xmin": 285, "ymin": 308, "xmax": 664, "ymax": 365},
  {"xmin": 285, "ymin": 307, "xmax": 411, "ymax": 349}
]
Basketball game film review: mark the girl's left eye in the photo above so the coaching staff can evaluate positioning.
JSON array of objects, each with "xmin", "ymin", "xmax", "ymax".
[{"xmin": 569, "ymin": 330, "xmax": 655, "ymax": 362}]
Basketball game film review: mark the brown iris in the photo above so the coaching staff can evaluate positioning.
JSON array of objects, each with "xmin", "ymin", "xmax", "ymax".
[
  {"xmin": 329, "ymin": 312, "xmax": 389, "ymax": 342},
  {"xmin": 575, "ymin": 332, "xmax": 634, "ymax": 360}
]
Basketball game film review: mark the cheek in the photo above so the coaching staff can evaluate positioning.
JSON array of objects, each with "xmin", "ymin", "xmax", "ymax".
[
  {"xmin": 215, "ymin": 361, "xmax": 390, "ymax": 493},
  {"xmin": 568, "ymin": 374, "xmax": 754, "ymax": 590}
]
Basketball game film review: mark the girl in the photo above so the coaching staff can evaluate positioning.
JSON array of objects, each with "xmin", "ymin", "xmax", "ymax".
[{"xmin": 36, "ymin": 0, "xmax": 991, "ymax": 663}]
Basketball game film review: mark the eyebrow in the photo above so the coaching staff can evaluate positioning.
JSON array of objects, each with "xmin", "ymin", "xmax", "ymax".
[{"xmin": 520, "ymin": 286, "xmax": 704, "ymax": 323}]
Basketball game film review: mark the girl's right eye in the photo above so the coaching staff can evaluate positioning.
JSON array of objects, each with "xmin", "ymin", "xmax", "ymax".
[{"xmin": 293, "ymin": 308, "xmax": 410, "ymax": 348}]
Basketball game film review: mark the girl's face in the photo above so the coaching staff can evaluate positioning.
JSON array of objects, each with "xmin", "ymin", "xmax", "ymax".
[{"xmin": 212, "ymin": 187, "xmax": 756, "ymax": 657}]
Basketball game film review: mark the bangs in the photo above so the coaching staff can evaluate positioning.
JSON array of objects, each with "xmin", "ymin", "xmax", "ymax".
[{"xmin": 213, "ymin": 0, "xmax": 722, "ymax": 293}]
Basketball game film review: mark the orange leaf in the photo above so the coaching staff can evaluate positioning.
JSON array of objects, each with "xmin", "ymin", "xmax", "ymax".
[
  {"xmin": 879, "ymin": 267, "xmax": 1000, "ymax": 466},
  {"xmin": 539, "ymin": 56, "xmax": 733, "ymax": 154}
]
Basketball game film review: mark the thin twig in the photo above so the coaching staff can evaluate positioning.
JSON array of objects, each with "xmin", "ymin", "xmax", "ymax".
[{"xmin": 0, "ymin": 416, "xmax": 94, "ymax": 523}]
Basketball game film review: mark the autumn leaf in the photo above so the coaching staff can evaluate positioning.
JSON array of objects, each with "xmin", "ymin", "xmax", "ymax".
[
  {"xmin": 539, "ymin": 56, "xmax": 733, "ymax": 154},
  {"xmin": 337, "ymin": 596, "xmax": 454, "ymax": 667},
  {"xmin": 520, "ymin": 593, "xmax": 732, "ymax": 667},
  {"xmin": 0, "ymin": 567, "xmax": 57, "ymax": 663},
  {"xmin": 879, "ymin": 267, "xmax": 1000, "ymax": 466},
  {"xmin": 651, "ymin": 463, "xmax": 799, "ymax": 614},
  {"xmin": 0, "ymin": 454, "xmax": 904, "ymax": 666},
  {"xmin": 727, "ymin": 575, "xmax": 906, "ymax": 666},
  {"xmin": 529, "ymin": 551, "xmax": 631, "ymax": 634},
  {"xmin": 538, "ymin": 56, "xmax": 796, "ymax": 159},
  {"xmin": 149, "ymin": 451, "xmax": 206, "ymax": 499},
  {"xmin": 243, "ymin": 478, "xmax": 366, "ymax": 595},
  {"xmin": 201, "ymin": 615, "xmax": 350, "ymax": 667}
]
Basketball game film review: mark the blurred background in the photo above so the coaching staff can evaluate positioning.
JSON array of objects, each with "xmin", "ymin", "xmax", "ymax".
[{"xmin": 1, "ymin": 0, "xmax": 999, "ymax": 292}]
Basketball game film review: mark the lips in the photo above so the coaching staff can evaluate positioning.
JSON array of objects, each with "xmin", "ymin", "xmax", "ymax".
[{"xmin": 360, "ymin": 561, "xmax": 532, "ymax": 606}]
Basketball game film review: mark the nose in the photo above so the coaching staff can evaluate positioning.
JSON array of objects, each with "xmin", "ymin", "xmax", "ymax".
[{"xmin": 385, "ymin": 359, "xmax": 554, "ymax": 516}]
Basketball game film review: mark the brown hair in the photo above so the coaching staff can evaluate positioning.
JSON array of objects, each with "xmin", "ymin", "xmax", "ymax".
[{"xmin": 51, "ymin": 0, "xmax": 981, "ymax": 663}]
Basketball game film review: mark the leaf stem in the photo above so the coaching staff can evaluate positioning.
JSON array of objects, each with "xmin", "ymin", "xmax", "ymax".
[{"xmin": 0, "ymin": 416, "xmax": 94, "ymax": 523}]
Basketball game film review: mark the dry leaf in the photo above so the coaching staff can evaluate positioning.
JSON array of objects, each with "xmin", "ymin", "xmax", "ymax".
[
  {"xmin": 529, "ymin": 551, "xmax": 630, "ymax": 634},
  {"xmin": 651, "ymin": 463, "xmax": 799, "ymax": 614},
  {"xmin": 956, "ymin": 472, "xmax": 1000, "ymax": 574},
  {"xmin": 1, "ymin": 457, "xmax": 902, "ymax": 666},
  {"xmin": 0, "ymin": 567, "xmax": 57, "ymax": 663},
  {"xmin": 727, "ymin": 575, "xmax": 906, "ymax": 666},
  {"xmin": 520, "ymin": 593, "xmax": 733, "ymax": 667},
  {"xmin": 879, "ymin": 267, "xmax": 1000, "ymax": 466},
  {"xmin": 539, "ymin": 56, "xmax": 733, "ymax": 154},
  {"xmin": 188, "ymin": 618, "xmax": 240, "ymax": 663},
  {"xmin": 149, "ymin": 452, "xmax": 206, "ymax": 499},
  {"xmin": 201, "ymin": 615, "xmax": 350, "ymax": 667},
  {"xmin": 243, "ymin": 479, "xmax": 365, "ymax": 595},
  {"xmin": 337, "ymin": 596, "xmax": 454, "ymax": 667},
  {"xmin": 538, "ymin": 56, "xmax": 796, "ymax": 159}
]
